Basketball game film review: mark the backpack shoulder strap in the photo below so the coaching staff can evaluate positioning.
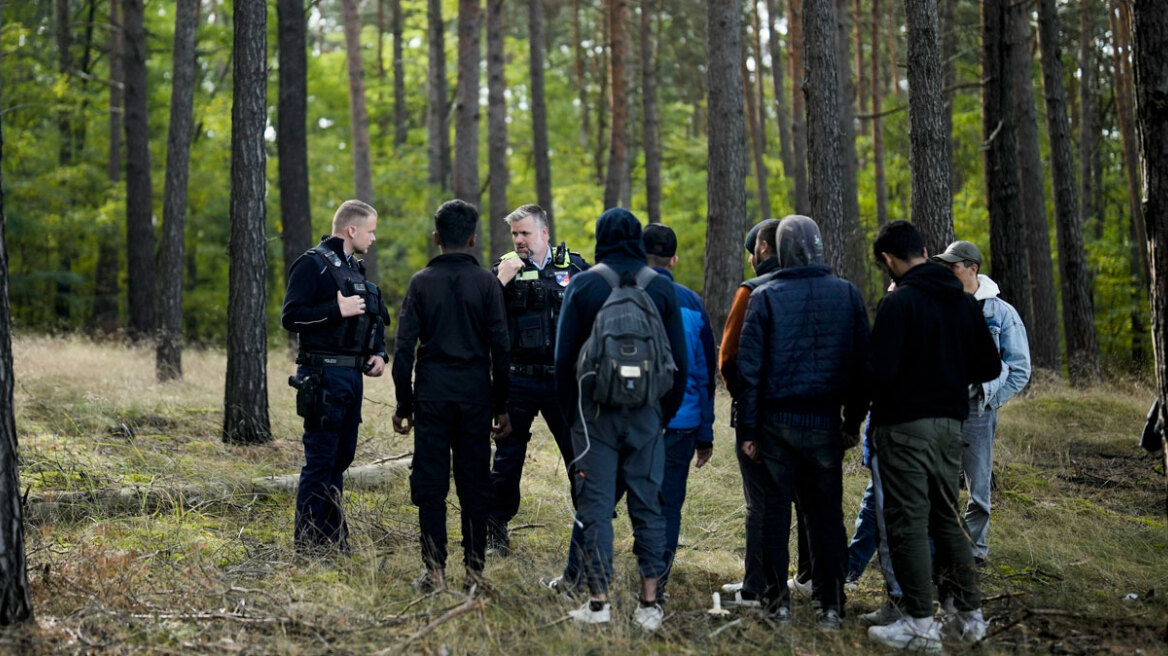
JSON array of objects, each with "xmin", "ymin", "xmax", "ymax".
[
  {"xmin": 633, "ymin": 266, "xmax": 657, "ymax": 290},
  {"xmin": 308, "ymin": 245, "xmax": 355, "ymax": 291},
  {"xmin": 591, "ymin": 263, "xmax": 620, "ymax": 290}
]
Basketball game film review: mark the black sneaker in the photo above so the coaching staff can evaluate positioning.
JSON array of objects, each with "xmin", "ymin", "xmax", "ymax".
[
  {"xmin": 769, "ymin": 605, "xmax": 792, "ymax": 625},
  {"xmin": 412, "ymin": 569, "xmax": 444, "ymax": 593},
  {"xmin": 486, "ymin": 521, "xmax": 510, "ymax": 558},
  {"xmin": 818, "ymin": 608, "xmax": 843, "ymax": 630}
]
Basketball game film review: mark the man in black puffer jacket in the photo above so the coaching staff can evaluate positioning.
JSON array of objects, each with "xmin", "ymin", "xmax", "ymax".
[{"xmin": 736, "ymin": 215, "xmax": 870, "ymax": 629}]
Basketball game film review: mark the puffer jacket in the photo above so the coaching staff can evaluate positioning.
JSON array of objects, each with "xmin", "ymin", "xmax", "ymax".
[{"xmin": 973, "ymin": 274, "xmax": 1031, "ymax": 409}]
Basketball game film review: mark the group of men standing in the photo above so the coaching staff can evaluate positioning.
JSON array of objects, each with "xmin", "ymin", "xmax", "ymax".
[{"xmin": 281, "ymin": 198, "xmax": 1031, "ymax": 649}]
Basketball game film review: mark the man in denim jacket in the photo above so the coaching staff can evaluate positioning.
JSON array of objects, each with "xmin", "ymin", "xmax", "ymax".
[{"xmin": 934, "ymin": 240, "xmax": 1032, "ymax": 564}]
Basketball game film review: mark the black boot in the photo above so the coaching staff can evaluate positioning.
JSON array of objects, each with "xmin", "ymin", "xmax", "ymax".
[{"xmin": 486, "ymin": 520, "xmax": 510, "ymax": 558}]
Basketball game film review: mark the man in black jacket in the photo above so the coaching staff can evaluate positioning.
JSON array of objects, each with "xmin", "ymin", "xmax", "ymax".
[
  {"xmin": 391, "ymin": 200, "xmax": 511, "ymax": 592},
  {"xmin": 866, "ymin": 221, "xmax": 1000, "ymax": 651},
  {"xmin": 282, "ymin": 200, "xmax": 389, "ymax": 555},
  {"xmin": 553, "ymin": 208, "xmax": 687, "ymax": 632}
]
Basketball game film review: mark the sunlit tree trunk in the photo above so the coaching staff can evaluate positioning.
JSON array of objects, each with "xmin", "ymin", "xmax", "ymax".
[
  {"xmin": 789, "ymin": 0, "xmax": 811, "ymax": 214},
  {"xmin": 122, "ymin": 0, "xmax": 157, "ymax": 341},
  {"xmin": 603, "ymin": 0, "xmax": 628, "ymax": 209},
  {"xmin": 341, "ymin": 0, "xmax": 376, "ymax": 281},
  {"xmin": 804, "ymin": 0, "xmax": 846, "ymax": 275},
  {"xmin": 641, "ymin": 0, "xmax": 662, "ymax": 223},
  {"xmin": 427, "ymin": 0, "xmax": 451, "ymax": 191},
  {"xmin": 572, "ymin": 0, "xmax": 591, "ymax": 149},
  {"xmin": 223, "ymin": 0, "xmax": 271, "ymax": 445},
  {"xmin": 486, "ymin": 0, "xmax": 509, "ymax": 261},
  {"xmin": 530, "ymin": 0, "xmax": 555, "ymax": 238}
]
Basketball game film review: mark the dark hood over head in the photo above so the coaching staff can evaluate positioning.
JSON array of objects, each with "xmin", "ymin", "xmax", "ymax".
[
  {"xmin": 776, "ymin": 215, "xmax": 825, "ymax": 268},
  {"xmin": 594, "ymin": 207, "xmax": 646, "ymax": 263},
  {"xmin": 898, "ymin": 260, "xmax": 965, "ymax": 301}
]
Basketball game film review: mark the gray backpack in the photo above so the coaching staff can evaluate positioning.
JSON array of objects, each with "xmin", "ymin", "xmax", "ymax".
[{"xmin": 576, "ymin": 264, "xmax": 677, "ymax": 408}]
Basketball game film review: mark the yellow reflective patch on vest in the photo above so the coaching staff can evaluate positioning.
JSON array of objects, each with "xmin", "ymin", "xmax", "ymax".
[{"xmin": 517, "ymin": 270, "xmax": 539, "ymax": 281}]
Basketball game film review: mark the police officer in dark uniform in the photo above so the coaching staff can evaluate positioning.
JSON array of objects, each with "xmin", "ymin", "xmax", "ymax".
[
  {"xmin": 282, "ymin": 200, "xmax": 390, "ymax": 554},
  {"xmin": 487, "ymin": 204, "xmax": 589, "ymax": 556}
]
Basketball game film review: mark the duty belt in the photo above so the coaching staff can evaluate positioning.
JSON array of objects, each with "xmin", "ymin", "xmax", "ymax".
[
  {"xmin": 297, "ymin": 353, "xmax": 365, "ymax": 369},
  {"xmin": 510, "ymin": 363, "xmax": 555, "ymax": 377}
]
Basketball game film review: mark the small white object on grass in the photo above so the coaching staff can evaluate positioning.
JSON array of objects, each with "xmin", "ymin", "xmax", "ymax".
[
  {"xmin": 1124, "ymin": 593, "xmax": 1139, "ymax": 602},
  {"xmin": 708, "ymin": 592, "xmax": 731, "ymax": 616}
]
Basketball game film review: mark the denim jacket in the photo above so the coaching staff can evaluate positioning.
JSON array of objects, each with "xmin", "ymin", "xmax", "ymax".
[{"xmin": 974, "ymin": 275, "xmax": 1032, "ymax": 410}]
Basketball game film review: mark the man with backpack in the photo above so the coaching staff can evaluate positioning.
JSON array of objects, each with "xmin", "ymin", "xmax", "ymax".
[{"xmin": 553, "ymin": 208, "xmax": 688, "ymax": 632}]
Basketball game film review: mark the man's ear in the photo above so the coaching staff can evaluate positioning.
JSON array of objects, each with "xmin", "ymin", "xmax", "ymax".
[
  {"xmin": 670, "ymin": 255, "xmax": 679, "ymax": 268},
  {"xmin": 922, "ymin": 247, "xmax": 929, "ymax": 259},
  {"xmin": 432, "ymin": 231, "xmax": 442, "ymax": 247},
  {"xmin": 467, "ymin": 233, "xmax": 477, "ymax": 248}
]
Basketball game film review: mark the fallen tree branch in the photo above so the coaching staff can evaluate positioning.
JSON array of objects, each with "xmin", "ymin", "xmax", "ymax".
[
  {"xmin": 128, "ymin": 612, "xmax": 293, "ymax": 624},
  {"xmin": 386, "ymin": 598, "xmax": 487, "ymax": 652}
]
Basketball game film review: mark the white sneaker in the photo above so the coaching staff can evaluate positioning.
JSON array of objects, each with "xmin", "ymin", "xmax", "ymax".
[
  {"xmin": 942, "ymin": 608, "xmax": 987, "ymax": 642},
  {"xmin": 721, "ymin": 581, "xmax": 744, "ymax": 594},
  {"xmin": 860, "ymin": 600, "xmax": 905, "ymax": 626},
  {"xmin": 632, "ymin": 603, "xmax": 664, "ymax": 632},
  {"xmin": 568, "ymin": 599, "xmax": 611, "ymax": 625},
  {"xmin": 788, "ymin": 576, "xmax": 812, "ymax": 599},
  {"xmin": 868, "ymin": 617, "xmax": 943, "ymax": 653},
  {"xmin": 722, "ymin": 589, "xmax": 762, "ymax": 609}
]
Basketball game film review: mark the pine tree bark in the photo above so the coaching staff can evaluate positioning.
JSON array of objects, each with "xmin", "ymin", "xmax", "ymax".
[
  {"xmin": 872, "ymin": 0, "xmax": 889, "ymax": 233},
  {"xmin": 454, "ymin": 0, "xmax": 482, "ymax": 220},
  {"xmin": 0, "ymin": 58, "xmax": 34, "ymax": 627},
  {"xmin": 1079, "ymin": 0, "xmax": 1099, "ymax": 232},
  {"xmin": 427, "ymin": 0, "xmax": 452, "ymax": 191},
  {"xmin": 706, "ymin": 0, "xmax": 748, "ymax": 338},
  {"xmin": 888, "ymin": 3, "xmax": 901, "ymax": 97},
  {"xmin": 641, "ymin": 0, "xmax": 662, "ymax": 224},
  {"xmin": 1131, "ymin": 0, "xmax": 1168, "ymax": 468},
  {"xmin": 278, "ymin": 0, "xmax": 312, "ymax": 288},
  {"xmin": 122, "ymin": 0, "xmax": 157, "ymax": 341},
  {"xmin": 904, "ymin": 0, "xmax": 954, "ymax": 256},
  {"xmin": 750, "ymin": 1, "xmax": 768, "ymax": 154},
  {"xmin": 765, "ymin": 0, "xmax": 795, "ymax": 179},
  {"xmin": 742, "ymin": 53, "xmax": 771, "ymax": 221},
  {"xmin": 486, "ymin": 0, "xmax": 509, "ymax": 261},
  {"xmin": 594, "ymin": 21, "xmax": 610, "ymax": 186},
  {"xmin": 940, "ymin": 0, "xmax": 959, "ymax": 192},
  {"xmin": 572, "ymin": 0, "xmax": 591, "ymax": 149},
  {"xmin": 1112, "ymin": 0, "xmax": 1148, "ymax": 263},
  {"xmin": 224, "ymin": 0, "xmax": 271, "ymax": 445},
  {"xmin": 983, "ymin": 0, "xmax": 1032, "ymax": 325},
  {"xmin": 603, "ymin": 0, "xmax": 629, "ymax": 209},
  {"xmin": 1038, "ymin": 0, "xmax": 1102, "ymax": 384},
  {"xmin": 530, "ymin": 0, "xmax": 555, "ymax": 238},
  {"xmin": 789, "ymin": 0, "xmax": 811, "ymax": 214},
  {"xmin": 1010, "ymin": 2, "xmax": 1061, "ymax": 372},
  {"xmin": 855, "ymin": 0, "xmax": 866, "ymax": 133},
  {"xmin": 804, "ymin": 0, "xmax": 846, "ymax": 275},
  {"xmin": 341, "ymin": 0, "xmax": 377, "ymax": 281},
  {"xmin": 392, "ymin": 0, "xmax": 407, "ymax": 149},
  {"xmin": 106, "ymin": 0, "xmax": 122, "ymax": 184},
  {"xmin": 156, "ymin": 0, "xmax": 198, "ymax": 382},
  {"xmin": 835, "ymin": 0, "xmax": 867, "ymax": 291}
]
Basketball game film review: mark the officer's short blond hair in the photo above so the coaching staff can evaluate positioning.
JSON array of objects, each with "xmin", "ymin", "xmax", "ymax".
[
  {"xmin": 503, "ymin": 204, "xmax": 547, "ymax": 228},
  {"xmin": 332, "ymin": 200, "xmax": 378, "ymax": 232}
]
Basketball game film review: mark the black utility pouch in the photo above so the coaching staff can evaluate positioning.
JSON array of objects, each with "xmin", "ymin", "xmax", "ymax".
[{"xmin": 289, "ymin": 372, "xmax": 322, "ymax": 419}]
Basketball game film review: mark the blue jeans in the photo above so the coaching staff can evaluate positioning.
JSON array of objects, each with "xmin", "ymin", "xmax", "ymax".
[
  {"xmin": 961, "ymin": 402, "xmax": 998, "ymax": 560},
  {"xmin": 658, "ymin": 427, "xmax": 698, "ymax": 590},
  {"xmin": 846, "ymin": 477, "xmax": 878, "ymax": 579}
]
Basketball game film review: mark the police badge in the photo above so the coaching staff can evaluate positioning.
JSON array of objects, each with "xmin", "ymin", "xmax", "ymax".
[{"xmin": 554, "ymin": 271, "xmax": 571, "ymax": 286}]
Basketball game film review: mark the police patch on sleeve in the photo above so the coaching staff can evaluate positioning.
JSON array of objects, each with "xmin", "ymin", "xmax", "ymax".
[{"xmin": 554, "ymin": 271, "xmax": 571, "ymax": 286}]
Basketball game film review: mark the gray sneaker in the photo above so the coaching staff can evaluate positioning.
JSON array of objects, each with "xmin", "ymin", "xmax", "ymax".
[
  {"xmin": 818, "ymin": 608, "xmax": 843, "ymax": 630},
  {"xmin": 632, "ymin": 603, "xmax": 664, "ymax": 632},
  {"xmin": 769, "ymin": 605, "xmax": 792, "ymax": 625},
  {"xmin": 787, "ymin": 576, "xmax": 812, "ymax": 599},
  {"xmin": 868, "ymin": 617, "xmax": 943, "ymax": 652},
  {"xmin": 942, "ymin": 608, "xmax": 988, "ymax": 642},
  {"xmin": 860, "ymin": 600, "xmax": 905, "ymax": 626}
]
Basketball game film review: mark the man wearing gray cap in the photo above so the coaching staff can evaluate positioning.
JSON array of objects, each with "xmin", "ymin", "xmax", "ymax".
[{"xmin": 932, "ymin": 240, "xmax": 1031, "ymax": 566}]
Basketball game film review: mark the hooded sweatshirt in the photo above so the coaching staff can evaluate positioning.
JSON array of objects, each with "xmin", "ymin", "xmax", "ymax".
[
  {"xmin": 972, "ymin": 274, "xmax": 1032, "ymax": 409},
  {"xmin": 553, "ymin": 208, "xmax": 689, "ymax": 426},
  {"xmin": 868, "ymin": 261, "xmax": 1001, "ymax": 425}
]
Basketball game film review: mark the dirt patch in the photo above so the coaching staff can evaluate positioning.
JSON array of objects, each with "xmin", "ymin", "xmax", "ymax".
[{"xmin": 1053, "ymin": 444, "xmax": 1166, "ymax": 518}]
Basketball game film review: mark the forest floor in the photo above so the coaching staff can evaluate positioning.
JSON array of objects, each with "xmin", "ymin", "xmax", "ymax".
[{"xmin": 2, "ymin": 335, "xmax": 1166, "ymax": 655}]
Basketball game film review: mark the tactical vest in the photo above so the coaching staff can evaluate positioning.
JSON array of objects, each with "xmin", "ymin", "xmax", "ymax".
[
  {"xmin": 498, "ymin": 247, "xmax": 587, "ymax": 366},
  {"xmin": 296, "ymin": 242, "xmax": 387, "ymax": 357}
]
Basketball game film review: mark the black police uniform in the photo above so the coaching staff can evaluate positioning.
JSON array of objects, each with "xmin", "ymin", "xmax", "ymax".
[
  {"xmin": 282, "ymin": 235, "xmax": 389, "ymax": 552},
  {"xmin": 488, "ymin": 243, "xmax": 588, "ymax": 548}
]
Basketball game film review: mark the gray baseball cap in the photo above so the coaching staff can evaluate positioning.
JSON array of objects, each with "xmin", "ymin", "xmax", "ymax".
[{"xmin": 932, "ymin": 240, "xmax": 982, "ymax": 266}]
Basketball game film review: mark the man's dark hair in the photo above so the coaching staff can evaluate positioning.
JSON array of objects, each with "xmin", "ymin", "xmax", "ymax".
[
  {"xmin": 434, "ymin": 199, "xmax": 479, "ymax": 247},
  {"xmin": 873, "ymin": 220, "xmax": 925, "ymax": 262},
  {"xmin": 757, "ymin": 220, "xmax": 779, "ymax": 257}
]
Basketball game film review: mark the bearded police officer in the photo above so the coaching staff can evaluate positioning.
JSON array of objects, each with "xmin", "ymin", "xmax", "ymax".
[
  {"xmin": 487, "ymin": 204, "xmax": 589, "ymax": 556},
  {"xmin": 282, "ymin": 200, "xmax": 390, "ymax": 555}
]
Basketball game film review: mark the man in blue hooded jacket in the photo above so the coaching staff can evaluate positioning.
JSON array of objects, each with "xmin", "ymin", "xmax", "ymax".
[{"xmin": 553, "ymin": 208, "xmax": 688, "ymax": 632}]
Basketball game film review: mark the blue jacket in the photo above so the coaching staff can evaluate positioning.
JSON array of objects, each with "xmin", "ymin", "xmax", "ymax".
[
  {"xmin": 653, "ymin": 267, "xmax": 716, "ymax": 445},
  {"xmin": 737, "ymin": 264, "xmax": 870, "ymax": 436},
  {"xmin": 554, "ymin": 209, "xmax": 689, "ymax": 427},
  {"xmin": 973, "ymin": 274, "xmax": 1031, "ymax": 409}
]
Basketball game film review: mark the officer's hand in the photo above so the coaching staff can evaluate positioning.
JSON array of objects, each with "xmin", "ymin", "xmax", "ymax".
[
  {"xmin": 694, "ymin": 445, "xmax": 713, "ymax": 469},
  {"xmin": 364, "ymin": 355, "xmax": 386, "ymax": 377},
  {"xmin": 843, "ymin": 432, "xmax": 860, "ymax": 449},
  {"xmin": 337, "ymin": 290, "xmax": 366, "ymax": 318},
  {"xmin": 496, "ymin": 258, "xmax": 525, "ymax": 285},
  {"xmin": 492, "ymin": 413, "xmax": 512, "ymax": 440},
  {"xmin": 741, "ymin": 440, "xmax": 760, "ymax": 462},
  {"xmin": 392, "ymin": 413, "xmax": 413, "ymax": 435}
]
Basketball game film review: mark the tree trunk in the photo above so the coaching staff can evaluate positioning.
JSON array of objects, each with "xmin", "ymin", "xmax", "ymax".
[
  {"xmin": 872, "ymin": 0, "xmax": 889, "ymax": 232},
  {"xmin": 1079, "ymin": 0, "xmax": 1099, "ymax": 233},
  {"xmin": 904, "ymin": 0, "xmax": 954, "ymax": 256},
  {"xmin": 0, "ymin": 57, "xmax": 34, "ymax": 626},
  {"xmin": 1010, "ymin": 2, "xmax": 1061, "ymax": 372},
  {"xmin": 742, "ymin": 53, "xmax": 771, "ymax": 221},
  {"xmin": 705, "ymin": 0, "xmax": 748, "ymax": 338},
  {"xmin": 341, "ymin": 0, "xmax": 377, "ymax": 282},
  {"xmin": 454, "ymin": 0, "xmax": 482, "ymax": 220},
  {"xmin": 1112, "ymin": 0, "xmax": 1148, "ymax": 265},
  {"xmin": 57, "ymin": 0, "xmax": 75, "ymax": 166},
  {"xmin": 594, "ymin": 21, "xmax": 610, "ymax": 186},
  {"xmin": 835, "ymin": 0, "xmax": 867, "ymax": 292},
  {"xmin": 750, "ymin": 1, "xmax": 768, "ymax": 154},
  {"xmin": 486, "ymin": 0, "xmax": 509, "ymax": 261},
  {"xmin": 1131, "ymin": 0, "xmax": 1168, "ymax": 486},
  {"xmin": 156, "ymin": 0, "xmax": 198, "ymax": 382},
  {"xmin": 530, "ymin": 0, "xmax": 555, "ymax": 239},
  {"xmin": 122, "ymin": 0, "xmax": 157, "ymax": 341},
  {"xmin": 106, "ymin": 0, "xmax": 122, "ymax": 184},
  {"xmin": 983, "ymin": 0, "xmax": 1032, "ymax": 324},
  {"xmin": 789, "ymin": 0, "xmax": 811, "ymax": 214},
  {"xmin": 572, "ymin": 0, "xmax": 591, "ymax": 149},
  {"xmin": 941, "ymin": 0, "xmax": 959, "ymax": 193},
  {"xmin": 855, "ymin": 0, "xmax": 867, "ymax": 136},
  {"xmin": 603, "ymin": 0, "xmax": 629, "ymax": 209},
  {"xmin": 278, "ymin": 0, "xmax": 312, "ymax": 290},
  {"xmin": 427, "ymin": 0, "xmax": 452, "ymax": 191},
  {"xmin": 888, "ymin": 2, "xmax": 901, "ymax": 97},
  {"xmin": 224, "ymin": 0, "xmax": 271, "ymax": 445},
  {"xmin": 1037, "ymin": 0, "xmax": 1102, "ymax": 384},
  {"xmin": 392, "ymin": 0, "xmax": 407, "ymax": 149},
  {"xmin": 804, "ymin": 0, "xmax": 846, "ymax": 275},
  {"xmin": 765, "ymin": 0, "xmax": 795, "ymax": 179},
  {"xmin": 641, "ymin": 0, "xmax": 662, "ymax": 224}
]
